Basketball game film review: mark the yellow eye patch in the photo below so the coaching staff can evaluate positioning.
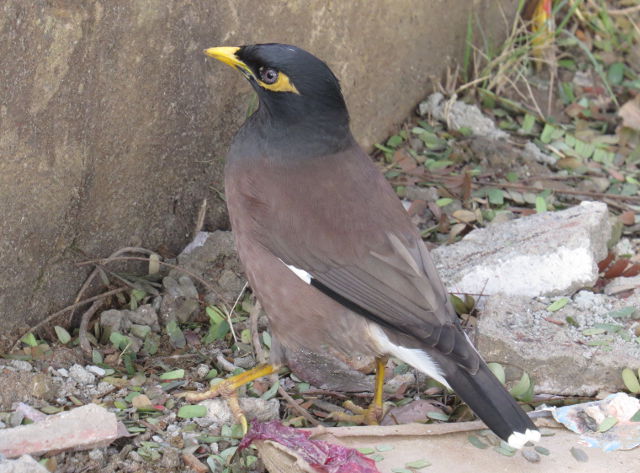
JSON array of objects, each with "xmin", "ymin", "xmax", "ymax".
[{"xmin": 258, "ymin": 71, "xmax": 300, "ymax": 95}]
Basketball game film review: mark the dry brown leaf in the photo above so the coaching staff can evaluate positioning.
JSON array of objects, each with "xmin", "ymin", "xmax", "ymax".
[
  {"xmin": 603, "ymin": 259, "xmax": 629, "ymax": 279},
  {"xmin": 452, "ymin": 209, "xmax": 476, "ymax": 223},
  {"xmin": 620, "ymin": 210, "xmax": 636, "ymax": 226},
  {"xmin": 618, "ymin": 95, "xmax": 640, "ymax": 131}
]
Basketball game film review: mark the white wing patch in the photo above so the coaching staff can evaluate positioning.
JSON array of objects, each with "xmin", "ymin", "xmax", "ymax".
[
  {"xmin": 369, "ymin": 325, "xmax": 451, "ymax": 389},
  {"xmin": 280, "ymin": 260, "xmax": 312, "ymax": 284}
]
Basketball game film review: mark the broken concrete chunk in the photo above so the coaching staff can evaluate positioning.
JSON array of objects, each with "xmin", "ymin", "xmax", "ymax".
[
  {"xmin": 0, "ymin": 455, "xmax": 50, "ymax": 473},
  {"xmin": 433, "ymin": 201, "xmax": 611, "ymax": 297},
  {"xmin": 419, "ymin": 92, "xmax": 508, "ymax": 140},
  {"xmin": 476, "ymin": 290, "xmax": 640, "ymax": 396},
  {"xmin": 0, "ymin": 404, "xmax": 121, "ymax": 458}
]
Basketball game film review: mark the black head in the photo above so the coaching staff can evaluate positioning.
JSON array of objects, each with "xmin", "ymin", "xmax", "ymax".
[{"xmin": 205, "ymin": 43, "xmax": 350, "ymax": 134}]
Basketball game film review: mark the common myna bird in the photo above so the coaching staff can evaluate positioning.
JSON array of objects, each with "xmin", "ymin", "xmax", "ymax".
[{"xmin": 188, "ymin": 43, "xmax": 540, "ymax": 449}]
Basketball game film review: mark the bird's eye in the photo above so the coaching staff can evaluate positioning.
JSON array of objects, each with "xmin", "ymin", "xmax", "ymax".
[{"xmin": 259, "ymin": 67, "xmax": 279, "ymax": 84}]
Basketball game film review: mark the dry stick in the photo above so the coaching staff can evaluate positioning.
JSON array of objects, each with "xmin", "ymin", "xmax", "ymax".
[
  {"xmin": 78, "ymin": 299, "xmax": 105, "ymax": 355},
  {"xmin": 477, "ymin": 180, "xmax": 640, "ymax": 203},
  {"xmin": 10, "ymin": 287, "xmax": 127, "ymax": 351},
  {"xmin": 77, "ymin": 256, "xmax": 225, "ymax": 301},
  {"xmin": 249, "ymin": 299, "xmax": 320, "ymax": 426},
  {"xmin": 608, "ymin": 4, "xmax": 640, "ymax": 15},
  {"xmin": 70, "ymin": 247, "xmax": 158, "ymax": 321}
]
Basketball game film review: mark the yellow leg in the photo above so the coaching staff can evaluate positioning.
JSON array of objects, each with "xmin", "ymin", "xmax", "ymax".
[
  {"xmin": 331, "ymin": 356, "xmax": 388, "ymax": 425},
  {"xmin": 177, "ymin": 363, "xmax": 279, "ymax": 433}
]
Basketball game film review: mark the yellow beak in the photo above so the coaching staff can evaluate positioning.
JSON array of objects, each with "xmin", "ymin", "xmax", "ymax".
[{"xmin": 204, "ymin": 46, "xmax": 250, "ymax": 72}]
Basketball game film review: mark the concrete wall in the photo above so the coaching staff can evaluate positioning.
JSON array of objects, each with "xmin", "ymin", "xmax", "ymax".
[{"xmin": 0, "ymin": 0, "xmax": 515, "ymax": 350}]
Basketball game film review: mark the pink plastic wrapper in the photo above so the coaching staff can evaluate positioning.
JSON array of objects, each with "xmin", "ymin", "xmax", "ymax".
[{"xmin": 240, "ymin": 420, "xmax": 380, "ymax": 473}]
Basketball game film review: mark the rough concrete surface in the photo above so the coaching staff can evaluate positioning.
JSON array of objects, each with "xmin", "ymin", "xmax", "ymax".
[
  {"xmin": 477, "ymin": 290, "xmax": 640, "ymax": 396},
  {"xmin": 0, "ymin": 1, "xmax": 517, "ymax": 351},
  {"xmin": 432, "ymin": 201, "xmax": 611, "ymax": 298}
]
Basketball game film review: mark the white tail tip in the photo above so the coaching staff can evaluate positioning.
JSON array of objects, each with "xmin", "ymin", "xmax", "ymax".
[{"xmin": 507, "ymin": 428, "xmax": 541, "ymax": 449}]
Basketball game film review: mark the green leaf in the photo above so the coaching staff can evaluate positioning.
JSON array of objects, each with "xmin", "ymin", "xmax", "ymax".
[
  {"xmin": 510, "ymin": 372, "xmax": 531, "ymax": 399},
  {"xmin": 110, "ymin": 331, "xmax": 130, "ymax": 351},
  {"xmin": 540, "ymin": 123, "xmax": 555, "ymax": 144},
  {"xmin": 487, "ymin": 362, "xmax": 506, "ymax": 385},
  {"xmin": 92, "ymin": 349, "xmax": 103, "ymax": 364},
  {"xmin": 426, "ymin": 411, "xmax": 450, "ymax": 421},
  {"xmin": 261, "ymin": 380, "xmax": 280, "ymax": 400},
  {"xmin": 506, "ymin": 172, "xmax": 519, "ymax": 182},
  {"xmin": 405, "ymin": 459, "xmax": 432, "ymax": 469},
  {"xmin": 392, "ymin": 469, "xmax": 413, "ymax": 473},
  {"xmin": 582, "ymin": 327, "xmax": 606, "ymax": 336},
  {"xmin": 566, "ymin": 316, "xmax": 579, "ymax": 327},
  {"xmin": 435, "ymin": 198, "xmax": 453, "ymax": 207},
  {"xmin": 487, "ymin": 188, "xmax": 504, "ymax": 205},
  {"xmin": 159, "ymin": 369, "xmax": 185, "ymax": 380},
  {"xmin": 240, "ymin": 328, "xmax": 251, "ymax": 345},
  {"xmin": 622, "ymin": 368, "xmax": 640, "ymax": 394},
  {"xmin": 597, "ymin": 416, "xmax": 618, "ymax": 433},
  {"xmin": 386, "ymin": 135, "xmax": 404, "ymax": 148},
  {"xmin": 535, "ymin": 446, "xmax": 550, "ymax": 455},
  {"xmin": 262, "ymin": 331, "xmax": 272, "ymax": 348},
  {"xmin": 608, "ymin": 307, "xmax": 638, "ymax": 319},
  {"xmin": 521, "ymin": 114, "xmax": 536, "ymax": 134},
  {"xmin": 178, "ymin": 404, "xmax": 207, "ymax": 419},
  {"xmin": 143, "ymin": 332, "xmax": 160, "ymax": 355},
  {"xmin": 535, "ymin": 195, "xmax": 547, "ymax": 213},
  {"xmin": 468, "ymin": 435, "xmax": 489, "ymax": 449},
  {"xmin": 376, "ymin": 444, "xmax": 394, "ymax": 452},
  {"xmin": 21, "ymin": 333, "xmax": 38, "ymax": 347},
  {"xmin": 166, "ymin": 321, "xmax": 186, "ymax": 348},
  {"xmin": 54, "ymin": 326, "xmax": 71, "ymax": 345},
  {"xmin": 630, "ymin": 409, "xmax": 640, "ymax": 422},
  {"xmin": 607, "ymin": 62, "xmax": 625, "ymax": 86},
  {"xmin": 357, "ymin": 447, "xmax": 375, "ymax": 455},
  {"xmin": 547, "ymin": 298, "xmax": 569, "ymax": 312}
]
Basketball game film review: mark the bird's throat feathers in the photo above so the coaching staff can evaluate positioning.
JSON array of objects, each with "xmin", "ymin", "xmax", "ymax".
[{"xmin": 232, "ymin": 101, "xmax": 354, "ymax": 160}]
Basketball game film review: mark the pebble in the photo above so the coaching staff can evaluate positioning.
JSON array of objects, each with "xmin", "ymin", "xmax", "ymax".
[
  {"xmin": 88, "ymin": 448, "xmax": 105, "ymax": 463},
  {"xmin": 196, "ymin": 364, "xmax": 211, "ymax": 379},
  {"xmin": 86, "ymin": 365, "xmax": 106, "ymax": 377},
  {"xmin": 57, "ymin": 368, "xmax": 69, "ymax": 378},
  {"xmin": 69, "ymin": 364, "xmax": 96, "ymax": 385},
  {"xmin": 10, "ymin": 360, "xmax": 33, "ymax": 372},
  {"xmin": 521, "ymin": 449, "xmax": 540, "ymax": 463}
]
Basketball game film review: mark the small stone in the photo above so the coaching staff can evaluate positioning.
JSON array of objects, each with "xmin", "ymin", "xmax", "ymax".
[
  {"xmin": 160, "ymin": 276, "xmax": 200, "ymax": 324},
  {"xmin": 159, "ymin": 447, "xmax": 182, "ymax": 469},
  {"xmin": 10, "ymin": 360, "xmax": 33, "ymax": 372},
  {"xmin": 127, "ymin": 304, "xmax": 160, "ymax": 329},
  {"xmin": 200, "ymin": 398, "xmax": 280, "ymax": 426},
  {"xmin": 88, "ymin": 448, "xmax": 105, "ymax": 463},
  {"xmin": 0, "ymin": 455, "xmax": 50, "ymax": 473},
  {"xmin": 100, "ymin": 310, "xmax": 126, "ymax": 334},
  {"xmin": 234, "ymin": 356, "xmax": 256, "ymax": 369},
  {"xmin": 131, "ymin": 394, "xmax": 152, "ymax": 410},
  {"xmin": 196, "ymin": 364, "xmax": 211, "ymax": 379},
  {"xmin": 129, "ymin": 324, "xmax": 151, "ymax": 339},
  {"xmin": 86, "ymin": 365, "xmax": 106, "ymax": 377},
  {"xmin": 521, "ymin": 449, "xmax": 540, "ymax": 463},
  {"xmin": 69, "ymin": 364, "xmax": 96, "ymax": 385},
  {"xmin": 56, "ymin": 368, "xmax": 69, "ymax": 378}
]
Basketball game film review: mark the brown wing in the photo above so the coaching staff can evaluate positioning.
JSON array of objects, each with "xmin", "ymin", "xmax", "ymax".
[{"xmin": 227, "ymin": 144, "xmax": 479, "ymax": 371}]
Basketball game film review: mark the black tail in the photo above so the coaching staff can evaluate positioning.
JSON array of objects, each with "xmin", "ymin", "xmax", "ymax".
[{"xmin": 440, "ymin": 357, "xmax": 539, "ymax": 448}]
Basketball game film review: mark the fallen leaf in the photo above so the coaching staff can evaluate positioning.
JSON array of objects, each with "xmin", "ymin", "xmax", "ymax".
[{"xmin": 619, "ymin": 96, "xmax": 640, "ymax": 131}]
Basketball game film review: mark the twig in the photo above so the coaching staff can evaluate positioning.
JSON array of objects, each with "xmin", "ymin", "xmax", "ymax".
[
  {"xmin": 249, "ymin": 299, "xmax": 265, "ymax": 363},
  {"xmin": 78, "ymin": 299, "xmax": 104, "ymax": 355},
  {"xmin": 278, "ymin": 385, "xmax": 321, "ymax": 426},
  {"xmin": 477, "ymin": 180, "xmax": 640, "ymax": 203},
  {"xmin": 226, "ymin": 282, "xmax": 248, "ymax": 344},
  {"xmin": 11, "ymin": 287, "xmax": 127, "ymax": 351},
  {"xmin": 194, "ymin": 198, "xmax": 207, "ymax": 236},
  {"xmin": 608, "ymin": 4, "xmax": 640, "ymax": 15},
  {"xmin": 77, "ymin": 256, "xmax": 225, "ymax": 302},
  {"xmin": 70, "ymin": 247, "xmax": 158, "ymax": 321}
]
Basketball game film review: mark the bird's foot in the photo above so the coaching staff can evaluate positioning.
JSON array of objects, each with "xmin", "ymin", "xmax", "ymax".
[
  {"xmin": 330, "ymin": 399, "xmax": 385, "ymax": 425},
  {"xmin": 177, "ymin": 363, "xmax": 279, "ymax": 434}
]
